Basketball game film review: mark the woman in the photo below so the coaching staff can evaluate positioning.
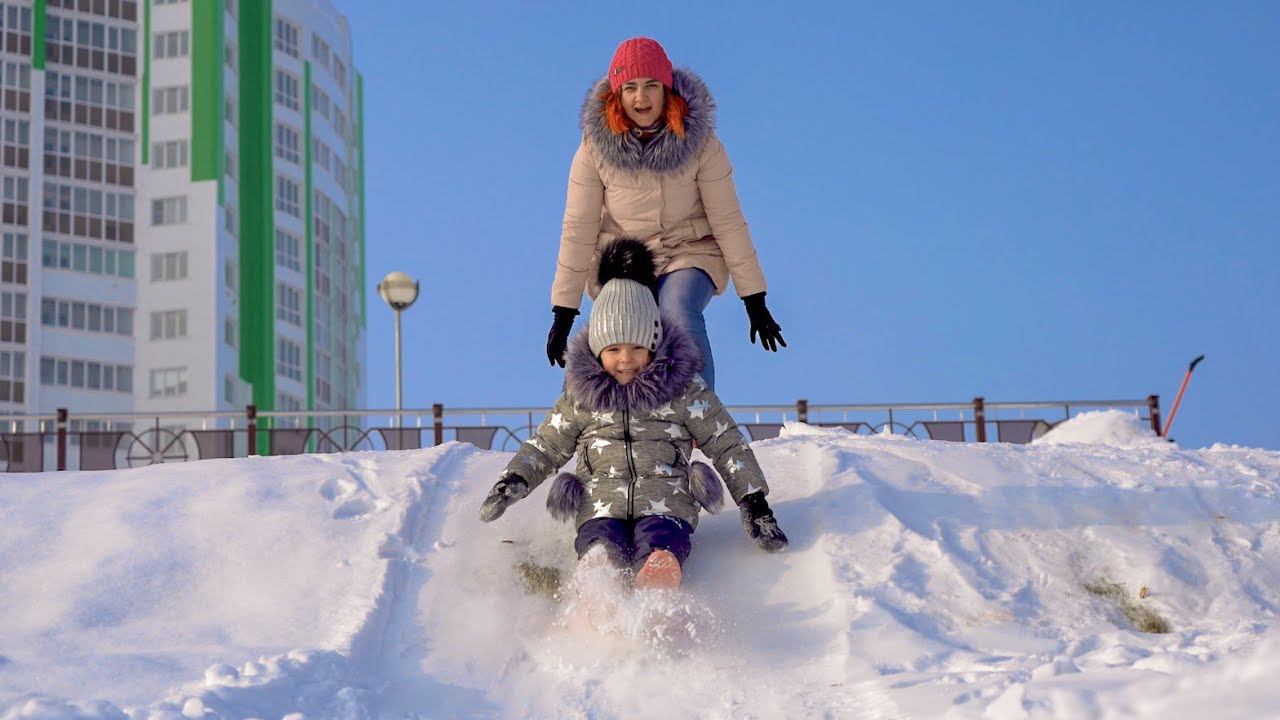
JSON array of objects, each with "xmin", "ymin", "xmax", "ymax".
[{"xmin": 546, "ymin": 37, "xmax": 784, "ymax": 390}]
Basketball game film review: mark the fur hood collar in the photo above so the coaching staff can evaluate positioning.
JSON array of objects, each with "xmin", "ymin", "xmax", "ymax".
[
  {"xmin": 564, "ymin": 317, "xmax": 703, "ymax": 413},
  {"xmin": 580, "ymin": 67, "xmax": 716, "ymax": 175}
]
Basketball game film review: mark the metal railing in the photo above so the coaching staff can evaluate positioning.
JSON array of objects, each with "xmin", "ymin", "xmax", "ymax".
[{"xmin": 0, "ymin": 395, "xmax": 1162, "ymax": 473}]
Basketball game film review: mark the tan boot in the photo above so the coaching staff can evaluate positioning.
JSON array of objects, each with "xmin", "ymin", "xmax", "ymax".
[{"xmin": 634, "ymin": 549, "xmax": 681, "ymax": 590}]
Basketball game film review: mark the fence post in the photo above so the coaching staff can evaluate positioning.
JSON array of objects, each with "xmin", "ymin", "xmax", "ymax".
[
  {"xmin": 433, "ymin": 403, "xmax": 444, "ymax": 446},
  {"xmin": 246, "ymin": 404, "xmax": 257, "ymax": 456},
  {"xmin": 56, "ymin": 407, "xmax": 68, "ymax": 471},
  {"xmin": 973, "ymin": 397, "xmax": 987, "ymax": 442},
  {"xmin": 1147, "ymin": 395, "xmax": 1162, "ymax": 438},
  {"xmin": 796, "ymin": 399, "xmax": 808, "ymax": 424}
]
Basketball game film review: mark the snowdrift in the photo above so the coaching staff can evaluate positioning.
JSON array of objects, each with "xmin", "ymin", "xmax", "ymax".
[{"xmin": 2, "ymin": 425, "xmax": 1280, "ymax": 719}]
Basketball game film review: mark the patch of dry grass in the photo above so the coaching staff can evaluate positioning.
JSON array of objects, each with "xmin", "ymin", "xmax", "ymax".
[{"xmin": 1083, "ymin": 577, "xmax": 1171, "ymax": 634}]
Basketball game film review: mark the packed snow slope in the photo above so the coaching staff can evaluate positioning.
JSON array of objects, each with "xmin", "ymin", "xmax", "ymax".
[{"xmin": 3, "ymin": 411, "xmax": 1280, "ymax": 719}]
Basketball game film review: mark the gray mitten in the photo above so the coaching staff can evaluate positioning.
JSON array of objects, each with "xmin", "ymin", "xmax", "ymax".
[{"xmin": 479, "ymin": 475, "xmax": 529, "ymax": 522}]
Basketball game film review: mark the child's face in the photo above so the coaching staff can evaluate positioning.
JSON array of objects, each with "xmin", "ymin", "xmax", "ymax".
[{"xmin": 599, "ymin": 344, "xmax": 652, "ymax": 385}]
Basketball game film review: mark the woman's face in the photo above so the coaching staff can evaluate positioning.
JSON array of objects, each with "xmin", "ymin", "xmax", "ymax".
[{"xmin": 619, "ymin": 77, "xmax": 665, "ymax": 128}]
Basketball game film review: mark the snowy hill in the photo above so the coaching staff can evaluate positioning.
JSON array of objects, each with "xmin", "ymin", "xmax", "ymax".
[{"xmin": 3, "ymin": 413, "xmax": 1280, "ymax": 719}]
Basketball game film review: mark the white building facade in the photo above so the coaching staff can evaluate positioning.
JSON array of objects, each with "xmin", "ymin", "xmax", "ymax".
[{"xmin": 0, "ymin": 0, "xmax": 366, "ymax": 427}]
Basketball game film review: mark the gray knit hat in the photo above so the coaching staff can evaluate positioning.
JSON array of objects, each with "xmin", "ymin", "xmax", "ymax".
[{"xmin": 588, "ymin": 239, "xmax": 662, "ymax": 357}]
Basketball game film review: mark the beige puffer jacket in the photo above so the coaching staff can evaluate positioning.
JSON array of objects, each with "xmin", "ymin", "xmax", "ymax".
[{"xmin": 552, "ymin": 68, "xmax": 767, "ymax": 309}]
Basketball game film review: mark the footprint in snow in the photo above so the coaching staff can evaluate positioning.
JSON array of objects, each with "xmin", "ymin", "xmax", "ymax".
[{"xmin": 333, "ymin": 496, "xmax": 375, "ymax": 520}]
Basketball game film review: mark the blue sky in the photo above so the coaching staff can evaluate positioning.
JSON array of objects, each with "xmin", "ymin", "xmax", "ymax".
[{"xmin": 338, "ymin": 1, "xmax": 1278, "ymax": 450}]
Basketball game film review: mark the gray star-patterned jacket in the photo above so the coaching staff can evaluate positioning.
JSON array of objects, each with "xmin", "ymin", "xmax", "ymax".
[{"xmin": 500, "ymin": 319, "xmax": 769, "ymax": 530}]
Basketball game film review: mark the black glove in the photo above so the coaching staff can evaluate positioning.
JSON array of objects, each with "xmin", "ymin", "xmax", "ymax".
[
  {"xmin": 479, "ymin": 475, "xmax": 529, "ymax": 522},
  {"xmin": 546, "ymin": 306, "xmax": 579, "ymax": 367},
  {"xmin": 739, "ymin": 491, "xmax": 788, "ymax": 552},
  {"xmin": 742, "ymin": 293, "xmax": 786, "ymax": 352}
]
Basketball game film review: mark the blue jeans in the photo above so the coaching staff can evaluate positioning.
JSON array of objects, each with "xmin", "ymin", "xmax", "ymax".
[{"xmin": 657, "ymin": 268, "xmax": 716, "ymax": 390}]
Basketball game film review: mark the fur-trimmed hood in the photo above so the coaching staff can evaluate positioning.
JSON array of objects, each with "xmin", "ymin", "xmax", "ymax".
[
  {"xmin": 580, "ymin": 67, "xmax": 716, "ymax": 174},
  {"xmin": 564, "ymin": 316, "xmax": 702, "ymax": 413}
]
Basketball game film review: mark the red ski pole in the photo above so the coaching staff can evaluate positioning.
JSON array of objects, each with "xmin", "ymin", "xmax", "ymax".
[{"xmin": 1161, "ymin": 355, "xmax": 1205, "ymax": 438}]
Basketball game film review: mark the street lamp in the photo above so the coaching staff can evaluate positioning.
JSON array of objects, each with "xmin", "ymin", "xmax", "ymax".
[{"xmin": 377, "ymin": 271, "xmax": 419, "ymax": 423}]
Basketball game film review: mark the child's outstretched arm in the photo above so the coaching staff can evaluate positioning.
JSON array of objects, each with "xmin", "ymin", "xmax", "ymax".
[
  {"xmin": 479, "ymin": 392, "xmax": 584, "ymax": 523},
  {"xmin": 678, "ymin": 380, "xmax": 788, "ymax": 552},
  {"xmin": 678, "ymin": 380, "xmax": 767, "ymax": 502}
]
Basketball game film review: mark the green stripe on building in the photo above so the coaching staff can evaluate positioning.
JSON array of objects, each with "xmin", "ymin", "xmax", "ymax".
[
  {"xmin": 31, "ymin": 0, "xmax": 46, "ymax": 69},
  {"xmin": 238, "ymin": 0, "xmax": 275, "ymax": 413},
  {"xmin": 141, "ymin": 0, "xmax": 150, "ymax": 164},
  {"xmin": 357, "ymin": 73, "xmax": 366, "ymax": 327},
  {"xmin": 305, "ymin": 62, "xmax": 314, "ymax": 414},
  {"xmin": 191, "ymin": 0, "xmax": 224, "ymax": 202}
]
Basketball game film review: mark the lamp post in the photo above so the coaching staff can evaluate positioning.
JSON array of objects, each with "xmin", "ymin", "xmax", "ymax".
[{"xmin": 377, "ymin": 271, "xmax": 420, "ymax": 425}]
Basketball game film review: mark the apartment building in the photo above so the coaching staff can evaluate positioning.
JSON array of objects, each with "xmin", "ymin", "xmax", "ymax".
[{"xmin": 0, "ymin": 0, "xmax": 366, "ymax": 426}]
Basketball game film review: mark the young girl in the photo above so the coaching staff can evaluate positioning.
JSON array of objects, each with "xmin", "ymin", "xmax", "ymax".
[
  {"xmin": 544, "ymin": 36, "xmax": 786, "ymax": 390},
  {"xmin": 484, "ymin": 239, "xmax": 787, "ymax": 589}
]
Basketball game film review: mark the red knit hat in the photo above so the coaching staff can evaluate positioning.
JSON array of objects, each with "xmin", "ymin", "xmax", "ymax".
[{"xmin": 608, "ymin": 37, "xmax": 674, "ymax": 92}]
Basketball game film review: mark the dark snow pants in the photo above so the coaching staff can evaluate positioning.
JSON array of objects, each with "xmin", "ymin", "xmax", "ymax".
[{"xmin": 574, "ymin": 515, "xmax": 693, "ymax": 570}]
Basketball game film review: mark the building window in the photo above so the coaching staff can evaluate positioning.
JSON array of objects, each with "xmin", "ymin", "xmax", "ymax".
[
  {"xmin": 277, "ymin": 337, "xmax": 302, "ymax": 381},
  {"xmin": 276, "ymin": 391, "xmax": 303, "ymax": 412},
  {"xmin": 224, "ymin": 317, "xmax": 236, "ymax": 348},
  {"xmin": 224, "ymin": 259, "xmax": 236, "ymax": 290},
  {"xmin": 151, "ymin": 139, "xmax": 188, "ymax": 169},
  {"xmin": 149, "ymin": 366, "xmax": 188, "ymax": 398},
  {"xmin": 152, "ymin": 85, "xmax": 189, "ymax": 114},
  {"xmin": 153, "ymin": 30, "xmax": 189, "ymax": 59},
  {"xmin": 273, "ymin": 69, "xmax": 299, "ymax": 111},
  {"xmin": 332, "ymin": 56, "xmax": 347, "ymax": 91},
  {"xmin": 275, "ymin": 175, "xmax": 299, "ymax": 217},
  {"xmin": 311, "ymin": 33, "xmax": 331, "ymax": 70},
  {"xmin": 40, "ymin": 355, "xmax": 132, "ymax": 393},
  {"xmin": 1, "ymin": 232, "xmax": 28, "ymax": 285},
  {"xmin": 0, "ymin": 350, "xmax": 24, "ymax": 404},
  {"xmin": 0, "ymin": 291, "xmax": 26, "ymax": 344},
  {"xmin": 151, "ymin": 196, "xmax": 187, "ymax": 225},
  {"xmin": 276, "ymin": 283, "xmax": 302, "ymax": 326},
  {"xmin": 274, "ymin": 17, "xmax": 300, "ymax": 58},
  {"xmin": 150, "ymin": 251, "xmax": 188, "ymax": 281},
  {"xmin": 154, "ymin": 0, "xmax": 189, "ymax": 5},
  {"xmin": 224, "ymin": 374, "xmax": 236, "ymax": 403},
  {"xmin": 315, "ymin": 351, "xmax": 332, "ymax": 405},
  {"xmin": 42, "ymin": 239, "xmax": 133, "ymax": 279},
  {"xmin": 275, "ymin": 228, "xmax": 301, "ymax": 271},
  {"xmin": 312, "ymin": 137, "xmax": 331, "ymax": 172},
  {"xmin": 41, "ymin": 297, "xmax": 132, "ymax": 336},
  {"xmin": 150, "ymin": 309, "xmax": 187, "ymax": 340},
  {"xmin": 274, "ymin": 123, "xmax": 300, "ymax": 164}
]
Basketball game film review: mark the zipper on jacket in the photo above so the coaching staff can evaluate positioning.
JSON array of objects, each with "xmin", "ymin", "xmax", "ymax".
[{"xmin": 623, "ymin": 402, "xmax": 639, "ymax": 518}]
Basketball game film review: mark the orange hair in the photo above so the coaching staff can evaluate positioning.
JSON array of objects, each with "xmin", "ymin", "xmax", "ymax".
[{"xmin": 600, "ymin": 88, "xmax": 688, "ymax": 137}]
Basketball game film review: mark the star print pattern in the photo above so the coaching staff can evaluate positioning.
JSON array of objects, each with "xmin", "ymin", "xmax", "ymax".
[
  {"xmin": 497, "ymin": 385, "xmax": 767, "ymax": 527},
  {"xmin": 643, "ymin": 498, "xmax": 670, "ymax": 515}
]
